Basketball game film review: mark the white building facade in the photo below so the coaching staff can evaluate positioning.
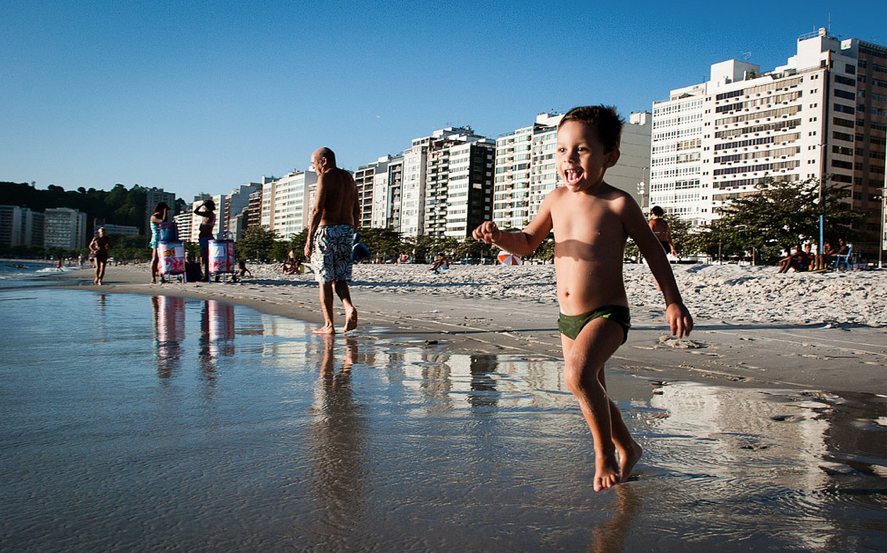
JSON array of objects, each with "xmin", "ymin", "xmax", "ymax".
[
  {"xmin": 44, "ymin": 207, "xmax": 87, "ymax": 250},
  {"xmin": 650, "ymin": 29, "xmax": 887, "ymax": 258},
  {"xmin": 260, "ymin": 170, "xmax": 318, "ymax": 240},
  {"xmin": 495, "ymin": 110, "xmax": 651, "ymax": 231}
]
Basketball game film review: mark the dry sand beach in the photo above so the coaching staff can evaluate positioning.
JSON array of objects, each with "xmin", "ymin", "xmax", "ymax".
[{"xmin": 55, "ymin": 261, "xmax": 887, "ymax": 395}]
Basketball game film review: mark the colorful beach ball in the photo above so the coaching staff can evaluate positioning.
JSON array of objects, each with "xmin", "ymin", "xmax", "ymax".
[{"xmin": 497, "ymin": 253, "xmax": 522, "ymax": 266}]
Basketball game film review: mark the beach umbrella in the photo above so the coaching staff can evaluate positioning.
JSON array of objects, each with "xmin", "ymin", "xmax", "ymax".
[{"xmin": 497, "ymin": 253, "xmax": 522, "ymax": 266}]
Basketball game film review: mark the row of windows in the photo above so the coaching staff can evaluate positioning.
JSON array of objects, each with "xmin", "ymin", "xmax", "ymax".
[
  {"xmin": 713, "ymin": 159, "xmax": 799, "ymax": 176},
  {"xmin": 857, "ymin": 104, "xmax": 887, "ymax": 116},
  {"xmin": 651, "ymin": 179, "xmax": 702, "ymax": 192},
  {"xmin": 860, "ymin": 46, "xmax": 887, "ymax": 61},
  {"xmin": 714, "ymin": 136, "xmax": 776, "ymax": 151},
  {"xmin": 715, "ymin": 89, "xmax": 744, "ymax": 101},
  {"xmin": 714, "ymin": 162, "xmax": 772, "ymax": 176},
  {"xmin": 653, "ymin": 98, "xmax": 704, "ymax": 117},
  {"xmin": 653, "ymin": 126, "xmax": 703, "ymax": 141},
  {"xmin": 714, "ymin": 91, "xmax": 803, "ymax": 114},
  {"xmin": 743, "ymin": 76, "xmax": 803, "ymax": 97},
  {"xmin": 713, "ymin": 176, "xmax": 771, "ymax": 189},
  {"xmin": 714, "ymin": 146, "xmax": 800, "ymax": 164},
  {"xmin": 652, "ymin": 112, "xmax": 703, "ymax": 130},
  {"xmin": 715, "ymin": 104, "xmax": 802, "ymax": 126},
  {"xmin": 715, "ymin": 118, "xmax": 799, "ymax": 139},
  {"xmin": 651, "ymin": 166, "xmax": 701, "ymax": 179}
]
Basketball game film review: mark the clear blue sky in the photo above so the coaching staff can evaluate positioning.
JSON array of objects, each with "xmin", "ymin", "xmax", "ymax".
[{"xmin": 2, "ymin": 1, "xmax": 885, "ymax": 202}]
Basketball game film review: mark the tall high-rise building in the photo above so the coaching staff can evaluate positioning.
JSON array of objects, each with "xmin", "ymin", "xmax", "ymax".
[
  {"xmin": 144, "ymin": 188, "xmax": 176, "ymax": 235},
  {"xmin": 215, "ymin": 182, "xmax": 261, "ymax": 240},
  {"xmin": 245, "ymin": 188, "xmax": 263, "ymax": 230},
  {"xmin": 354, "ymin": 155, "xmax": 404, "ymax": 230},
  {"xmin": 397, "ymin": 127, "xmax": 494, "ymax": 238},
  {"xmin": 650, "ymin": 28, "xmax": 886, "ymax": 257},
  {"xmin": 44, "ymin": 207, "xmax": 87, "ymax": 250},
  {"xmin": 260, "ymin": 170, "xmax": 318, "ymax": 240},
  {"xmin": 0, "ymin": 205, "xmax": 43, "ymax": 249}
]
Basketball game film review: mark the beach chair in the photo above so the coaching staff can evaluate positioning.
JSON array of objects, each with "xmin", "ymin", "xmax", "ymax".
[{"xmin": 832, "ymin": 244, "xmax": 853, "ymax": 271}]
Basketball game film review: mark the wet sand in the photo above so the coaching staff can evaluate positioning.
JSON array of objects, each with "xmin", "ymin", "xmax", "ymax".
[
  {"xmin": 3, "ymin": 288, "xmax": 886, "ymax": 552},
  {"xmin": 53, "ymin": 262, "xmax": 887, "ymax": 395}
]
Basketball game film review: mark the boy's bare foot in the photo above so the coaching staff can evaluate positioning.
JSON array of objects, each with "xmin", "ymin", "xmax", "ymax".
[
  {"xmin": 312, "ymin": 325, "xmax": 336, "ymax": 335},
  {"xmin": 343, "ymin": 308, "xmax": 358, "ymax": 332},
  {"xmin": 619, "ymin": 440, "xmax": 643, "ymax": 484},
  {"xmin": 594, "ymin": 453, "xmax": 621, "ymax": 492}
]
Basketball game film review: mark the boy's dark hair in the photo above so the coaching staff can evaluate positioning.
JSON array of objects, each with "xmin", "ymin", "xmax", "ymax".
[
  {"xmin": 651, "ymin": 206, "xmax": 664, "ymax": 217},
  {"xmin": 558, "ymin": 105, "xmax": 624, "ymax": 153}
]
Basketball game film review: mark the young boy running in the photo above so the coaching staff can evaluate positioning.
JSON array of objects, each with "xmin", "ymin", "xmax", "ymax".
[{"xmin": 473, "ymin": 105, "xmax": 693, "ymax": 491}]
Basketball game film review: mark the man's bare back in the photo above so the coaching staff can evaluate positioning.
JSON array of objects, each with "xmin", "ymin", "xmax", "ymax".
[{"xmin": 317, "ymin": 168, "xmax": 358, "ymax": 227}]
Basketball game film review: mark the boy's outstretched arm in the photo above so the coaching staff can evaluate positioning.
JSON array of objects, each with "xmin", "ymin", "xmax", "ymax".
[
  {"xmin": 622, "ymin": 199, "xmax": 693, "ymax": 337},
  {"xmin": 472, "ymin": 202, "xmax": 553, "ymax": 258}
]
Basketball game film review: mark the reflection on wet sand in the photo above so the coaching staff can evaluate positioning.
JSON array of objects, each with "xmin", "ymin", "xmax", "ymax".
[
  {"xmin": 23, "ymin": 293, "xmax": 878, "ymax": 551},
  {"xmin": 588, "ymin": 483, "xmax": 641, "ymax": 553},
  {"xmin": 200, "ymin": 300, "xmax": 235, "ymax": 380},
  {"xmin": 152, "ymin": 295, "xmax": 185, "ymax": 378},
  {"xmin": 307, "ymin": 336, "xmax": 367, "ymax": 533},
  {"xmin": 642, "ymin": 381, "xmax": 887, "ymax": 550}
]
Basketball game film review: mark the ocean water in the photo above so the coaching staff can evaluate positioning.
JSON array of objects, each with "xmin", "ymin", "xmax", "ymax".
[
  {"xmin": 0, "ymin": 259, "xmax": 79, "ymax": 289},
  {"xmin": 1, "ymin": 287, "xmax": 886, "ymax": 552}
]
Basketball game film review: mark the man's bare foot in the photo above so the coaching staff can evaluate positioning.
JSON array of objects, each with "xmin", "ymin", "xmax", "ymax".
[
  {"xmin": 342, "ymin": 308, "xmax": 357, "ymax": 332},
  {"xmin": 619, "ymin": 440, "xmax": 643, "ymax": 484},
  {"xmin": 594, "ymin": 453, "xmax": 621, "ymax": 492},
  {"xmin": 312, "ymin": 325, "xmax": 336, "ymax": 335}
]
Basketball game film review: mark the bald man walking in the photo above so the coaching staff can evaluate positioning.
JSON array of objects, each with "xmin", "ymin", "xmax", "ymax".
[{"xmin": 304, "ymin": 147, "xmax": 359, "ymax": 335}]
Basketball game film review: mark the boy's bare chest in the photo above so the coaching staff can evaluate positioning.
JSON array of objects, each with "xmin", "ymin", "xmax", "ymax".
[{"xmin": 550, "ymin": 201, "xmax": 624, "ymax": 242}]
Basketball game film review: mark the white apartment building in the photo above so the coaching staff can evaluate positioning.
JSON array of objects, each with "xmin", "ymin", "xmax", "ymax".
[
  {"xmin": 495, "ymin": 111, "xmax": 651, "ymax": 230},
  {"xmin": 354, "ymin": 155, "xmax": 405, "ymax": 230},
  {"xmin": 0, "ymin": 205, "xmax": 43, "ymax": 249},
  {"xmin": 173, "ymin": 212, "xmax": 192, "ymax": 243},
  {"xmin": 400, "ymin": 142, "xmax": 429, "ymax": 237},
  {"xmin": 260, "ymin": 170, "xmax": 317, "ymax": 240},
  {"xmin": 44, "ymin": 207, "xmax": 87, "ymax": 250},
  {"xmin": 221, "ymin": 183, "xmax": 261, "ymax": 239},
  {"xmin": 396, "ymin": 127, "xmax": 495, "ymax": 238},
  {"xmin": 651, "ymin": 29, "xmax": 887, "ymax": 258},
  {"xmin": 433, "ymin": 140, "xmax": 495, "ymax": 238}
]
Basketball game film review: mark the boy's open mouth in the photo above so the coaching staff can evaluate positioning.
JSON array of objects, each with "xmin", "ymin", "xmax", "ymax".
[{"xmin": 563, "ymin": 169, "xmax": 583, "ymax": 187}]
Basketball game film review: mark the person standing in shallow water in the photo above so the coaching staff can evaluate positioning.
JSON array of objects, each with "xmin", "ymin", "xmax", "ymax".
[
  {"xmin": 89, "ymin": 227, "xmax": 113, "ymax": 285},
  {"xmin": 473, "ymin": 106, "xmax": 693, "ymax": 492},
  {"xmin": 304, "ymin": 147, "xmax": 359, "ymax": 335}
]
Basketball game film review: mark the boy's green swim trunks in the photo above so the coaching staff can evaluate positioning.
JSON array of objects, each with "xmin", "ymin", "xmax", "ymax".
[{"xmin": 558, "ymin": 305, "xmax": 631, "ymax": 343}]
